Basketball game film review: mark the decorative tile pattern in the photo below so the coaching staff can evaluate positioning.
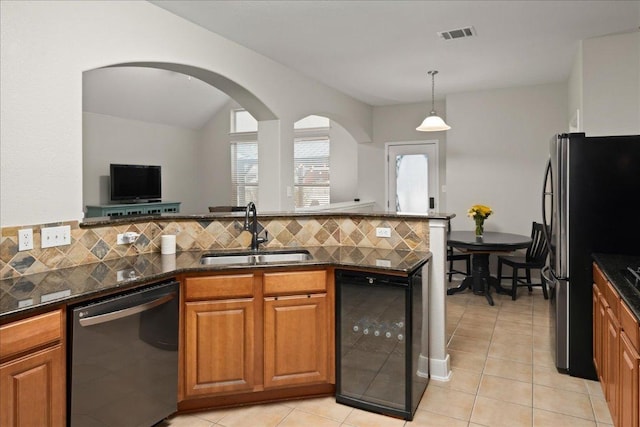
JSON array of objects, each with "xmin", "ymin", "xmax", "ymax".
[{"xmin": 0, "ymin": 215, "xmax": 430, "ymax": 278}]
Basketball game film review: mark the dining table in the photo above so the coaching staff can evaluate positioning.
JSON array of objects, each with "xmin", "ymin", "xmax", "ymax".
[{"xmin": 447, "ymin": 231, "xmax": 532, "ymax": 306}]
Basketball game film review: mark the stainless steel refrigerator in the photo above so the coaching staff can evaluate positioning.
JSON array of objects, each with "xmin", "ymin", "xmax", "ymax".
[{"xmin": 542, "ymin": 132, "xmax": 640, "ymax": 379}]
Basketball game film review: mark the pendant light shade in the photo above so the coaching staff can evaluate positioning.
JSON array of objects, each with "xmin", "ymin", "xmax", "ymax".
[{"xmin": 416, "ymin": 70, "xmax": 450, "ymax": 132}]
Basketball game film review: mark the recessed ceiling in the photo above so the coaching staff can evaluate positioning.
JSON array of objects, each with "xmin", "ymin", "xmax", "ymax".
[{"xmin": 150, "ymin": 0, "xmax": 640, "ymax": 106}]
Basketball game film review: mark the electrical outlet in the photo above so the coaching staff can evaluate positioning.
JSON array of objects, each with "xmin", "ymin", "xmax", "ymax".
[
  {"xmin": 41, "ymin": 225, "xmax": 71, "ymax": 248},
  {"xmin": 18, "ymin": 228, "xmax": 33, "ymax": 251},
  {"xmin": 376, "ymin": 259, "xmax": 392, "ymax": 267},
  {"xmin": 376, "ymin": 227, "xmax": 392, "ymax": 238},
  {"xmin": 117, "ymin": 232, "xmax": 139, "ymax": 245}
]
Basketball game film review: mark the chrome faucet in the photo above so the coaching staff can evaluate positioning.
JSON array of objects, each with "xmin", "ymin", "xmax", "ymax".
[{"xmin": 244, "ymin": 202, "xmax": 267, "ymax": 251}]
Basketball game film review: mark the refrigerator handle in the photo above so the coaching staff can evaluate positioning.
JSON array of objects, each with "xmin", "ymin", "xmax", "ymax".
[{"xmin": 541, "ymin": 158, "xmax": 553, "ymax": 248}]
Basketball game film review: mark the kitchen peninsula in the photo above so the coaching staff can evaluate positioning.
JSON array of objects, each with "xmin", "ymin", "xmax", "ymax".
[{"xmin": 0, "ymin": 211, "xmax": 452, "ymax": 424}]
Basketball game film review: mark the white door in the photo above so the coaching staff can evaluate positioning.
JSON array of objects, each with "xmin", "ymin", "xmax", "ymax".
[{"xmin": 386, "ymin": 142, "xmax": 439, "ymax": 214}]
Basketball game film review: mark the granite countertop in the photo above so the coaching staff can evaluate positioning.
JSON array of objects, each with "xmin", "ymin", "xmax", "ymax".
[
  {"xmin": 0, "ymin": 246, "xmax": 431, "ymax": 321},
  {"xmin": 592, "ymin": 253, "xmax": 640, "ymax": 321},
  {"xmin": 80, "ymin": 211, "xmax": 455, "ymax": 227}
]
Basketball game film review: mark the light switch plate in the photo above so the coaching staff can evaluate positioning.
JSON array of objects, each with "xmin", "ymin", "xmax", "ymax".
[{"xmin": 41, "ymin": 225, "xmax": 71, "ymax": 248}]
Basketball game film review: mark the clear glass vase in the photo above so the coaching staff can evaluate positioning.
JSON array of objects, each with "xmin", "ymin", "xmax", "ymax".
[{"xmin": 474, "ymin": 218, "xmax": 484, "ymax": 236}]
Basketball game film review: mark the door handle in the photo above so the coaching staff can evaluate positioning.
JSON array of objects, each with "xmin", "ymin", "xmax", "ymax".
[
  {"xmin": 79, "ymin": 292, "xmax": 176, "ymax": 327},
  {"xmin": 541, "ymin": 159, "xmax": 553, "ymax": 247},
  {"xmin": 429, "ymin": 197, "xmax": 435, "ymax": 209}
]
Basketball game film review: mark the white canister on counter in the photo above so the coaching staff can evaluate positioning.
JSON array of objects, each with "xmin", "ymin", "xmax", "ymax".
[{"xmin": 161, "ymin": 235, "xmax": 176, "ymax": 255}]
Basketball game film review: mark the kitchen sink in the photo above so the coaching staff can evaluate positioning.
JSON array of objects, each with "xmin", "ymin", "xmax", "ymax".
[
  {"xmin": 200, "ymin": 254, "xmax": 254, "ymax": 265},
  {"xmin": 200, "ymin": 250, "xmax": 313, "ymax": 266}
]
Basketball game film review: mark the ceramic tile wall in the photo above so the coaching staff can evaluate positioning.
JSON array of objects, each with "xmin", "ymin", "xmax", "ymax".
[{"xmin": 0, "ymin": 216, "xmax": 429, "ymax": 279}]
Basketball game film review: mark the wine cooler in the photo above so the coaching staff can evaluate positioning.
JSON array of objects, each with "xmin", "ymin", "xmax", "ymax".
[{"xmin": 335, "ymin": 268, "xmax": 428, "ymax": 421}]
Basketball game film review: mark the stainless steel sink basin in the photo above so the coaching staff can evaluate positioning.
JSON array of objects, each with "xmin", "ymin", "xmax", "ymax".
[
  {"xmin": 200, "ymin": 250, "xmax": 312, "ymax": 266},
  {"xmin": 255, "ymin": 252, "xmax": 313, "ymax": 263},
  {"xmin": 200, "ymin": 254, "xmax": 254, "ymax": 265}
]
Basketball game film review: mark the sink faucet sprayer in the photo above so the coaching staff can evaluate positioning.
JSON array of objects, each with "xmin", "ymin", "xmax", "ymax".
[{"xmin": 244, "ymin": 202, "xmax": 268, "ymax": 250}]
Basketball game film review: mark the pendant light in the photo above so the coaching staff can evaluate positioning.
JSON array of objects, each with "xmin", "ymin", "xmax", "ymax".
[{"xmin": 416, "ymin": 70, "xmax": 451, "ymax": 132}]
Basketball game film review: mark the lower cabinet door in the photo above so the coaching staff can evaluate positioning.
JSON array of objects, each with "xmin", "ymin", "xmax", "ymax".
[
  {"xmin": 606, "ymin": 307, "xmax": 620, "ymax": 424},
  {"xmin": 184, "ymin": 298, "xmax": 255, "ymax": 397},
  {"xmin": 599, "ymin": 292, "xmax": 609, "ymax": 385},
  {"xmin": 619, "ymin": 332, "xmax": 640, "ymax": 427},
  {"xmin": 264, "ymin": 293, "xmax": 328, "ymax": 389},
  {"xmin": 0, "ymin": 345, "xmax": 65, "ymax": 427},
  {"xmin": 593, "ymin": 284, "xmax": 603, "ymax": 376}
]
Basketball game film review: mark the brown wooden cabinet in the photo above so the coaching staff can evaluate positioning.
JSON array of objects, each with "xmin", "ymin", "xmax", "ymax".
[
  {"xmin": 605, "ymin": 303, "xmax": 620, "ymax": 422},
  {"xmin": 263, "ymin": 270, "xmax": 332, "ymax": 389},
  {"xmin": 0, "ymin": 309, "xmax": 65, "ymax": 427},
  {"xmin": 619, "ymin": 299, "xmax": 640, "ymax": 427},
  {"xmin": 183, "ymin": 274, "xmax": 257, "ymax": 398},
  {"xmin": 594, "ymin": 283, "xmax": 604, "ymax": 379},
  {"xmin": 182, "ymin": 268, "xmax": 334, "ymax": 403},
  {"xmin": 264, "ymin": 293, "xmax": 328, "ymax": 388},
  {"xmin": 184, "ymin": 298, "xmax": 256, "ymax": 397},
  {"xmin": 593, "ymin": 263, "xmax": 640, "ymax": 427},
  {"xmin": 620, "ymin": 331, "xmax": 639, "ymax": 427}
]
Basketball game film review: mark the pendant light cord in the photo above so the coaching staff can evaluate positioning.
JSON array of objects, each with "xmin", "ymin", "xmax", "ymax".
[{"xmin": 429, "ymin": 70, "xmax": 437, "ymax": 113}]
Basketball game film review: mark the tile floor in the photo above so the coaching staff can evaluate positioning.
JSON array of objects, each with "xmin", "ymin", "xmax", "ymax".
[{"xmin": 163, "ymin": 284, "xmax": 613, "ymax": 427}]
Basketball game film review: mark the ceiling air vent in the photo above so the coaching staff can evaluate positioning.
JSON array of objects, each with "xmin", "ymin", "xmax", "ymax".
[{"xmin": 437, "ymin": 26, "xmax": 476, "ymax": 40}]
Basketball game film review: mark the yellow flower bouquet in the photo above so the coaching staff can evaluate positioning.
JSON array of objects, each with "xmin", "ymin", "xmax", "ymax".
[{"xmin": 467, "ymin": 204, "xmax": 493, "ymax": 236}]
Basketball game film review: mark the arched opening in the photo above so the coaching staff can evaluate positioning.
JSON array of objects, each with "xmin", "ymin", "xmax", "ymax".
[
  {"xmin": 81, "ymin": 62, "xmax": 369, "ymax": 215},
  {"xmin": 82, "ymin": 63, "xmax": 277, "ymax": 215}
]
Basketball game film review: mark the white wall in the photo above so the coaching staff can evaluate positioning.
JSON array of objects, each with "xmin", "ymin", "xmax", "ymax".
[
  {"xmin": 581, "ymin": 32, "xmax": 640, "ymax": 136},
  {"xmin": 446, "ymin": 83, "xmax": 567, "ymax": 235},
  {"xmin": 568, "ymin": 43, "xmax": 583, "ymax": 131},
  {"xmin": 83, "ymin": 112, "xmax": 202, "ymax": 213},
  {"xmin": 199, "ymin": 100, "xmax": 236, "ymax": 209},
  {"xmin": 329, "ymin": 121, "xmax": 359, "ymax": 203},
  {"xmin": 0, "ymin": 1, "xmax": 371, "ymax": 227},
  {"xmin": 365, "ymin": 101, "xmax": 447, "ymax": 211}
]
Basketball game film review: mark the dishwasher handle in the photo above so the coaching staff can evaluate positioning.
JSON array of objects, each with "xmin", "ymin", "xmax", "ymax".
[{"xmin": 79, "ymin": 292, "xmax": 177, "ymax": 327}]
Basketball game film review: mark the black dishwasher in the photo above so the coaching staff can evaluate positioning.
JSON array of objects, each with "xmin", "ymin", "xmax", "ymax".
[
  {"xmin": 68, "ymin": 280, "xmax": 179, "ymax": 427},
  {"xmin": 336, "ymin": 268, "xmax": 428, "ymax": 421}
]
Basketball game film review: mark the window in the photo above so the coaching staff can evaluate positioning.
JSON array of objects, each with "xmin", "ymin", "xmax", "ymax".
[
  {"xmin": 294, "ymin": 115, "xmax": 330, "ymax": 130},
  {"xmin": 294, "ymin": 138, "xmax": 330, "ymax": 208},
  {"xmin": 231, "ymin": 109, "xmax": 258, "ymax": 133},
  {"xmin": 294, "ymin": 115, "xmax": 331, "ymax": 209},
  {"xmin": 230, "ymin": 141, "xmax": 258, "ymax": 205},
  {"xmin": 230, "ymin": 109, "xmax": 258, "ymax": 205}
]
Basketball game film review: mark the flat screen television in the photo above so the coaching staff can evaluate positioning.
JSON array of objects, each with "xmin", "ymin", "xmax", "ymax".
[{"xmin": 110, "ymin": 164, "xmax": 161, "ymax": 203}]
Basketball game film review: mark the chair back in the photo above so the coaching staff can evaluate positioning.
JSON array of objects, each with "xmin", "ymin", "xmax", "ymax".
[
  {"xmin": 209, "ymin": 206, "xmax": 246, "ymax": 212},
  {"xmin": 526, "ymin": 222, "xmax": 549, "ymax": 264}
]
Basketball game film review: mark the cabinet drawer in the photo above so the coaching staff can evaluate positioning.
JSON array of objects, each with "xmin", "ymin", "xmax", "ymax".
[
  {"xmin": 264, "ymin": 270, "xmax": 327, "ymax": 296},
  {"xmin": 593, "ymin": 264, "xmax": 608, "ymax": 293},
  {"xmin": 620, "ymin": 300, "xmax": 640, "ymax": 352},
  {"xmin": 605, "ymin": 281, "xmax": 620, "ymax": 318},
  {"xmin": 0, "ymin": 309, "xmax": 63, "ymax": 360},
  {"xmin": 185, "ymin": 274, "xmax": 254, "ymax": 300}
]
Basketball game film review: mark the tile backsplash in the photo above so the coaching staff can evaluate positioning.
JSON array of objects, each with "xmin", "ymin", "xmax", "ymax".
[{"xmin": 0, "ymin": 215, "xmax": 429, "ymax": 279}]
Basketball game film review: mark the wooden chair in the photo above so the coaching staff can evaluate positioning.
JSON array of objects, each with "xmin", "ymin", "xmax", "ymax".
[
  {"xmin": 497, "ymin": 222, "xmax": 550, "ymax": 300},
  {"xmin": 447, "ymin": 220, "xmax": 471, "ymax": 282},
  {"xmin": 447, "ymin": 247, "xmax": 471, "ymax": 282}
]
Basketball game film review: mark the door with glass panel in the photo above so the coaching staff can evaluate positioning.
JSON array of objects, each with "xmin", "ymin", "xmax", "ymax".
[{"xmin": 387, "ymin": 142, "xmax": 439, "ymax": 214}]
